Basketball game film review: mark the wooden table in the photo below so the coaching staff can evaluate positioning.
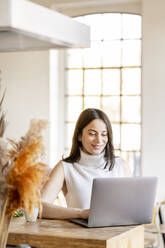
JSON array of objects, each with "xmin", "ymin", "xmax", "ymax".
[
  {"xmin": 144, "ymin": 224, "xmax": 165, "ymax": 248},
  {"xmin": 145, "ymin": 224, "xmax": 165, "ymax": 234},
  {"xmin": 7, "ymin": 217, "xmax": 144, "ymax": 248}
]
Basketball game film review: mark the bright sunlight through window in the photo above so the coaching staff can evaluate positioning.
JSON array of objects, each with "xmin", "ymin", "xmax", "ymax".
[{"xmin": 65, "ymin": 13, "xmax": 142, "ymax": 175}]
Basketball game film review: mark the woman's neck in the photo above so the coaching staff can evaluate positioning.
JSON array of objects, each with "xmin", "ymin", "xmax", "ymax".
[{"xmin": 78, "ymin": 149, "xmax": 106, "ymax": 167}]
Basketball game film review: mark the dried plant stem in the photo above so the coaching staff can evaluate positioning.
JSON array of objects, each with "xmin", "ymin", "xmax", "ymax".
[
  {"xmin": 0, "ymin": 196, "xmax": 12, "ymax": 248},
  {"xmin": 0, "ymin": 90, "xmax": 7, "ymax": 138}
]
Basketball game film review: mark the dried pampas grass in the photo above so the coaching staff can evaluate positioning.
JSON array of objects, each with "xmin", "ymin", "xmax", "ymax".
[
  {"xmin": 0, "ymin": 91, "xmax": 8, "ymax": 200},
  {"xmin": 6, "ymin": 119, "xmax": 48, "ymax": 218},
  {"xmin": 0, "ymin": 89, "xmax": 7, "ymax": 138},
  {"xmin": 0, "ymin": 89, "xmax": 8, "ymax": 192},
  {"xmin": 0, "ymin": 138, "xmax": 11, "ymax": 206}
]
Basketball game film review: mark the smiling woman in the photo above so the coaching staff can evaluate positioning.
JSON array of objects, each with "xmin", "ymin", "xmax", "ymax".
[
  {"xmin": 41, "ymin": 108, "xmax": 124, "ymax": 219},
  {"xmin": 63, "ymin": 108, "xmax": 115, "ymax": 170},
  {"xmin": 78, "ymin": 119, "xmax": 108, "ymax": 155}
]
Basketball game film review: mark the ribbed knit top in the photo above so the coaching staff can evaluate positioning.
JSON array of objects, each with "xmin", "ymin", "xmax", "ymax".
[{"xmin": 62, "ymin": 150, "xmax": 124, "ymax": 209}]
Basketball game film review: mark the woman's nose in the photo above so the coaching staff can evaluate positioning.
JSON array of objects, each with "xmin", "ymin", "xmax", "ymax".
[{"xmin": 95, "ymin": 134, "xmax": 102, "ymax": 143}]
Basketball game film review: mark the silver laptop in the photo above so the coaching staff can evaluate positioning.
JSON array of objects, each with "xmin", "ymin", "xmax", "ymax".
[{"xmin": 70, "ymin": 177, "xmax": 158, "ymax": 227}]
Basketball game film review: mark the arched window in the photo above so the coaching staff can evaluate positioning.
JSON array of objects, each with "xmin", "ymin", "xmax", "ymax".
[{"xmin": 65, "ymin": 13, "xmax": 141, "ymax": 174}]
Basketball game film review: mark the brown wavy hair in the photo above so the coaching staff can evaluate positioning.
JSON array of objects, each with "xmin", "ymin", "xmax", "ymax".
[{"xmin": 63, "ymin": 108, "xmax": 115, "ymax": 170}]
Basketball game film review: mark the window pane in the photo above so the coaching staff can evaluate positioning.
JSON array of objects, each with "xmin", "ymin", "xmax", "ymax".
[
  {"xmin": 84, "ymin": 70, "xmax": 101, "ymax": 95},
  {"xmin": 122, "ymin": 68, "xmax": 141, "ymax": 95},
  {"xmin": 83, "ymin": 45, "xmax": 102, "ymax": 67},
  {"xmin": 65, "ymin": 122, "xmax": 76, "ymax": 148},
  {"xmin": 115, "ymin": 150, "xmax": 121, "ymax": 157},
  {"xmin": 67, "ymin": 49, "xmax": 83, "ymax": 68},
  {"xmin": 122, "ymin": 96, "xmax": 141, "ymax": 123},
  {"xmin": 122, "ymin": 14, "xmax": 142, "ymax": 39},
  {"xmin": 84, "ymin": 96, "xmax": 100, "ymax": 109},
  {"xmin": 120, "ymin": 151, "xmax": 129, "ymax": 162},
  {"xmin": 122, "ymin": 40, "xmax": 141, "ymax": 66},
  {"xmin": 102, "ymin": 96, "xmax": 120, "ymax": 122},
  {"xmin": 66, "ymin": 13, "xmax": 142, "ymax": 163},
  {"xmin": 102, "ymin": 13, "xmax": 122, "ymax": 40},
  {"xmin": 83, "ymin": 14, "xmax": 103, "ymax": 41},
  {"xmin": 112, "ymin": 124, "xmax": 120, "ymax": 149},
  {"xmin": 121, "ymin": 151, "xmax": 141, "ymax": 173},
  {"xmin": 102, "ymin": 69, "xmax": 120, "ymax": 95},
  {"xmin": 67, "ymin": 70, "xmax": 83, "ymax": 95},
  {"xmin": 102, "ymin": 41, "xmax": 121, "ymax": 67},
  {"xmin": 120, "ymin": 151, "xmax": 135, "ymax": 175},
  {"xmin": 121, "ymin": 124, "xmax": 141, "ymax": 150},
  {"xmin": 64, "ymin": 148, "xmax": 70, "ymax": 157},
  {"xmin": 66, "ymin": 96, "xmax": 82, "ymax": 122}
]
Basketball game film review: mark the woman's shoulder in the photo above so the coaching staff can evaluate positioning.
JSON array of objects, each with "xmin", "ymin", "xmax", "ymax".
[
  {"xmin": 60, "ymin": 160, "xmax": 75, "ymax": 174},
  {"xmin": 50, "ymin": 160, "xmax": 64, "ymax": 175},
  {"xmin": 52, "ymin": 159, "xmax": 72, "ymax": 168},
  {"xmin": 61, "ymin": 159, "xmax": 73, "ymax": 167}
]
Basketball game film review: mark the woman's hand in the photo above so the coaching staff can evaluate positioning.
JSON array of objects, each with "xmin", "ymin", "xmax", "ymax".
[{"xmin": 80, "ymin": 209, "xmax": 89, "ymax": 219}]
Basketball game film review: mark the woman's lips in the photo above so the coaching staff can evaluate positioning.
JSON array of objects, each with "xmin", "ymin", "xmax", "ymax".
[{"xmin": 92, "ymin": 144, "xmax": 102, "ymax": 150}]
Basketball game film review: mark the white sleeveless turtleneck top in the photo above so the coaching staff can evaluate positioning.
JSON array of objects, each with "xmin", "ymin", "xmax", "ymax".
[{"xmin": 62, "ymin": 150, "xmax": 124, "ymax": 209}]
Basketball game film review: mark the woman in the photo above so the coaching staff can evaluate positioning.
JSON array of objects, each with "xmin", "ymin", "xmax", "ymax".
[{"xmin": 41, "ymin": 108, "xmax": 124, "ymax": 219}]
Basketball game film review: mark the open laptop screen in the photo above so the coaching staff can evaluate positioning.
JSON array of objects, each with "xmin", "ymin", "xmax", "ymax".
[{"xmin": 70, "ymin": 177, "xmax": 158, "ymax": 227}]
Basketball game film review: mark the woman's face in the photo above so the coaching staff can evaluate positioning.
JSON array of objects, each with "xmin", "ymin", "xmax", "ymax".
[{"xmin": 79, "ymin": 119, "xmax": 108, "ymax": 155}]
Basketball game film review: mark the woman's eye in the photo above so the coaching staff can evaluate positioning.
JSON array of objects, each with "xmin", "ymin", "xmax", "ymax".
[
  {"xmin": 89, "ymin": 132, "xmax": 96, "ymax": 136},
  {"xmin": 102, "ymin": 133, "xmax": 108, "ymax": 137}
]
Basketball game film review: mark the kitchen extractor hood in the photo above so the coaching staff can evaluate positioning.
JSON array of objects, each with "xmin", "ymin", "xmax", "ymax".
[{"xmin": 0, "ymin": 0, "xmax": 90, "ymax": 52}]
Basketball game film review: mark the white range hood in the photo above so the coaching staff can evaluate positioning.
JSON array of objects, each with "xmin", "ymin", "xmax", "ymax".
[{"xmin": 0, "ymin": 0, "xmax": 90, "ymax": 52}]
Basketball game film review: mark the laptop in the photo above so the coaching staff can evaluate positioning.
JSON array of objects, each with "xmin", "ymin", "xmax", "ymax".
[{"xmin": 70, "ymin": 177, "xmax": 158, "ymax": 227}]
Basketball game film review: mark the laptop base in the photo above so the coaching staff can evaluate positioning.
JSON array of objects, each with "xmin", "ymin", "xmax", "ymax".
[{"xmin": 70, "ymin": 218, "xmax": 89, "ymax": 227}]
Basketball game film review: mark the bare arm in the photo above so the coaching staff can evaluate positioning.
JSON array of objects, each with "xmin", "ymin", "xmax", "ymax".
[{"xmin": 41, "ymin": 161, "xmax": 88, "ymax": 219}]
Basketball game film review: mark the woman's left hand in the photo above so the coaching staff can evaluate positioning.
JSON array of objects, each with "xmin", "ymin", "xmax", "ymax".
[{"xmin": 80, "ymin": 209, "xmax": 89, "ymax": 219}]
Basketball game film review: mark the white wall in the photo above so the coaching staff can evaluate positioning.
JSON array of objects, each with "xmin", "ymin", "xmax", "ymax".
[
  {"xmin": 0, "ymin": 51, "xmax": 50, "ymax": 164},
  {"xmin": 142, "ymin": 0, "xmax": 165, "ymax": 201},
  {"xmin": 49, "ymin": 50, "xmax": 66, "ymax": 166}
]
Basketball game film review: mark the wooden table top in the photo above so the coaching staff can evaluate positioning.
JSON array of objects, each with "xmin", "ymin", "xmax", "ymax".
[
  {"xmin": 7, "ymin": 217, "xmax": 144, "ymax": 248},
  {"xmin": 145, "ymin": 224, "xmax": 165, "ymax": 234}
]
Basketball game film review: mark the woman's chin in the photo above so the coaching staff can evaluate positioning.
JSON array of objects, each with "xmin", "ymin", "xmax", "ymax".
[
  {"xmin": 90, "ymin": 149, "xmax": 103, "ymax": 155},
  {"xmin": 82, "ymin": 147, "xmax": 104, "ymax": 155}
]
